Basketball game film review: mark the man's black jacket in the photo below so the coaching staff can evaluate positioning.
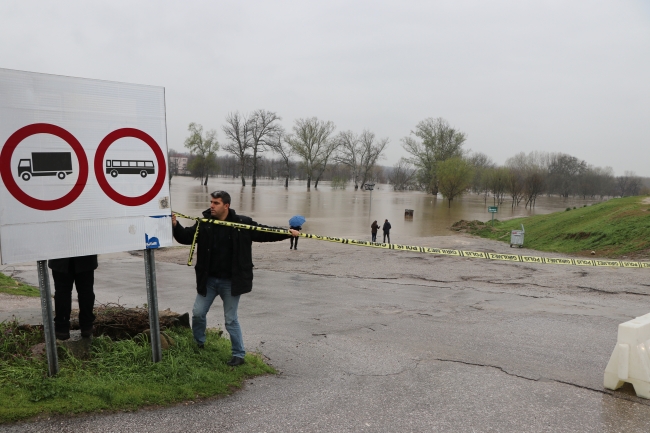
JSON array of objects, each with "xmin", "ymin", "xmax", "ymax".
[
  {"xmin": 382, "ymin": 221, "xmax": 391, "ymax": 232},
  {"xmin": 48, "ymin": 255, "xmax": 98, "ymax": 274},
  {"xmin": 173, "ymin": 208, "xmax": 290, "ymax": 297}
]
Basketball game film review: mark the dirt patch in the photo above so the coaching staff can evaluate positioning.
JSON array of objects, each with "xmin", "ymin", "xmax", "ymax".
[
  {"xmin": 451, "ymin": 220, "xmax": 488, "ymax": 233},
  {"xmin": 68, "ymin": 304, "xmax": 190, "ymax": 340}
]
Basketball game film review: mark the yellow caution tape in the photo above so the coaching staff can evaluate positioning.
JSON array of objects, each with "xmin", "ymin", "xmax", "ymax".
[{"xmin": 172, "ymin": 211, "xmax": 650, "ymax": 269}]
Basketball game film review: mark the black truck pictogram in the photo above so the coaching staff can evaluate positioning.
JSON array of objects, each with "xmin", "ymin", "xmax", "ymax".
[{"xmin": 18, "ymin": 152, "xmax": 73, "ymax": 181}]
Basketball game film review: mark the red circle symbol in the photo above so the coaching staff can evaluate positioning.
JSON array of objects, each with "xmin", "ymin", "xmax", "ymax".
[
  {"xmin": 0, "ymin": 124, "xmax": 89, "ymax": 211},
  {"xmin": 94, "ymin": 128, "xmax": 166, "ymax": 206}
]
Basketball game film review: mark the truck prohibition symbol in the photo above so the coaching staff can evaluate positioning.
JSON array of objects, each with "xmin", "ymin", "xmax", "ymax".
[{"xmin": 18, "ymin": 152, "xmax": 73, "ymax": 181}]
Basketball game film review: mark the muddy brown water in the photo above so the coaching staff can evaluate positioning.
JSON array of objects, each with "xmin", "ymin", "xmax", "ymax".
[{"xmin": 169, "ymin": 176, "xmax": 603, "ymax": 240}]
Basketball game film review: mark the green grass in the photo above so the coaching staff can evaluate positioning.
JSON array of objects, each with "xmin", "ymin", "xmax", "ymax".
[
  {"xmin": 465, "ymin": 196, "xmax": 650, "ymax": 258},
  {"xmin": 0, "ymin": 321, "xmax": 274, "ymax": 423},
  {"xmin": 0, "ymin": 272, "xmax": 39, "ymax": 297}
]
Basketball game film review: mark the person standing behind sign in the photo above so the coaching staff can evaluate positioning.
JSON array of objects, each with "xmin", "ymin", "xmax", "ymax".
[
  {"xmin": 48, "ymin": 255, "xmax": 98, "ymax": 340},
  {"xmin": 171, "ymin": 190, "xmax": 300, "ymax": 367},
  {"xmin": 382, "ymin": 219, "xmax": 391, "ymax": 243},
  {"xmin": 371, "ymin": 220, "xmax": 379, "ymax": 243}
]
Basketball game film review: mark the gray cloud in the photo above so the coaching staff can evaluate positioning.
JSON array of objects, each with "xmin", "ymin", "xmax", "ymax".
[{"xmin": 1, "ymin": 0, "xmax": 648, "ymax": 175}]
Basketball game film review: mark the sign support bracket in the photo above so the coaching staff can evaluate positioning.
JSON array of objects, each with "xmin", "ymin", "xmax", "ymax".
[{"xmin": 36, "ymin": 260, "xmax": 59, "ymax": 376}]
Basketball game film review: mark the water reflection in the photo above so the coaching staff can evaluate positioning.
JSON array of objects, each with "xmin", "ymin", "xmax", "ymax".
[{"xmin": 170, "ymin": 176, "xmax": 603, "ymax": 239}]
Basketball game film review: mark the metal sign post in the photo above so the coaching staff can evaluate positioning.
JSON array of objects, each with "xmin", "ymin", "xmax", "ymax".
[
  {"xmin": 364, "ymin": 183, "xmax": 375, "ymax": 216},
  {"xmin": 36, "ymin": 260, "xmax": 59, "ymax": 376},
  {"xmin": 488, "ymin": 206, "xmax": 498, "ymax": 226},
  {"xmin": 144, "ymin": 249, "xmax": 162, "ymax": 363}
]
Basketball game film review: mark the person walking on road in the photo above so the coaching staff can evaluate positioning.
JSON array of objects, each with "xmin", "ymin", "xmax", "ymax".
[
  {"xmin": 172, "ymin": 190, "xmax": 300, "ymax": 367},
  {"xmin": 371, "ymin": 220, "xmax": 379, "ymax": 243},
  {"xmin": 48, "ymin": 255, "xmax": 98, "ymax": 340},
  {"xmin": 382, "ymin": 219, "xmax": 392, "ymax": 243}
]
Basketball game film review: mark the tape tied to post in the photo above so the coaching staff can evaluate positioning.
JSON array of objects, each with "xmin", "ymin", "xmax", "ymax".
[{"xmin": 172, "ymin": 211, "xmax": 650, "ymax": 269}]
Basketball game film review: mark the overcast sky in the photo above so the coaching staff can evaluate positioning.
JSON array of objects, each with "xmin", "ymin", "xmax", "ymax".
[{"xmin": 1, "ymin": 1, "xmax": 649, "ymax": 176}]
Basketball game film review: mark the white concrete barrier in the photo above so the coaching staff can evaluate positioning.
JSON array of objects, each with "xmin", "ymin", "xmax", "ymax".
[{"xmin": 604, "ymin": 312, "xmax": 650, "ymax": 398}]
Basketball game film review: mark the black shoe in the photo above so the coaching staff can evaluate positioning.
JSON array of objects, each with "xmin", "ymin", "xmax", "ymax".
[
  {"xmin": 55, "ymin": 330, "xmax": 70, "ymax": 341},
  {"xmin": 80, "ymin": 326, "xmax": 94, "ymax": 338},
  {"xmin": 197, "ymin": 343, "xmax": 204, "ymax": 349},
  {"xmin": 227, "ymin": 356, "xmax": 245, "ymax": 367}
]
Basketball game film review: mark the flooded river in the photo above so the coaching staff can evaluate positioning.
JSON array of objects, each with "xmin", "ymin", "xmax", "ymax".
[{"xmin": 170, "ymin": 176, "xmax": 602, "ymax": 240}]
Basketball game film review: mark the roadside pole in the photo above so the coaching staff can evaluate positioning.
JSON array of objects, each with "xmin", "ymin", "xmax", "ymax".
[
  {"xmin": 364, "ymin": 183, "xmax": 375, "ymax": 217},
  {"xmin": 36, "ymin": 260, "xmax": 59, "ymax": 376},
  {"xmin": 144, "ymin": 249, "xmax": 162, "ymax": 362},
  {"xmin": 488, "ymin": 206, "xmax": 498, "ymax": 226}
]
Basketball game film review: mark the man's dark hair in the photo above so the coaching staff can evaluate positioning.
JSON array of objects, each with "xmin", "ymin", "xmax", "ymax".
[{"xmin": 210, "ymin": 190, "xmax": 231, "ymax": 205}]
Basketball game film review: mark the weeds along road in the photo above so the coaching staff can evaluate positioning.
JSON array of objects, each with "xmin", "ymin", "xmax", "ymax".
[{"xmin": 3, "ymin": 234, "xmax": 650, "ymax": 432}]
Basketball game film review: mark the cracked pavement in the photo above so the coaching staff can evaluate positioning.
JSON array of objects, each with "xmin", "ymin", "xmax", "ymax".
[{"xmin": 2, "ymin": 234, "xmax": 650, "ymax": 432}]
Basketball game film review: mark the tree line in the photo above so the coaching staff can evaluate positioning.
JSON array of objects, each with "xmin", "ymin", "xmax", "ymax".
[
  {"xmin": 395, "ymin": 117, "xmax": 648, "ymax": 207},
  {"xmin": 172, "ymin": 111, "xmax": 388, "ymax": 190},
  {"xmin": 171, "ymin": 114, "xmax": 648, "ymax": 205}
]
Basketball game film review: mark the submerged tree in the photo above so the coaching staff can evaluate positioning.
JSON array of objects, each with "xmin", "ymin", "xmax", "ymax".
[
  {"xmin": 437, "ymin": 157, "xmax": 473, "ymax": 208},
  {"xmin": 268, "ymin": 131, "xmax": 294, "ymax": 188},
  {"xmin": 183, "ymin": 123, "xmax": 219, "ymax": 185},
  {"xmin": 285, "ymin": 117, "xmax": 336, "ymax": 189},
  {"xmin": 335, "ymin": 130, "xmax": 388, "ymax": 190},
  {"xmin": 388, "ymin": 158, "xmax": 417, "ymax": 191},
  {"xmin": 401, "ymin": 117, "xmax": 466, "ymax": 194},
  {"xmin": 222, "ymin": 112, "xmax": 252, "ymax": 186},
  {"xmin": 248, "ymin": 110, "xmax": 283, "ymax": 187}
]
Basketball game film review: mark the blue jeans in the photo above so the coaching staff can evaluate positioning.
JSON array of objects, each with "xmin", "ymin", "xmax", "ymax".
[
  {"xmin": 372, "ymin": 233, "xmax": 377, "ymax": 242},
  {"xmin": 192, "ymin": 277, "xmax": 245, "ymax": 358}
]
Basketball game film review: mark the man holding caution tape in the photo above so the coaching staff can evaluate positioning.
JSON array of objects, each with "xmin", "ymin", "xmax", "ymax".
[{"xmin": 172, "ymin": 190, "xmax": 299, "ymax": 367}]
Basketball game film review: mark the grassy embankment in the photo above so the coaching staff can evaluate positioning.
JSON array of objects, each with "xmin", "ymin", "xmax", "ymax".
[
  {"xmin": 0, "ymin": 321, "xmax": 274, "ymax": 424},
  {"xmin": 463, "ymin": 196, "xmax": 650, "ymax": 258},
  {"xmin": 0, "ymin": 272, "xmax": 39, "ymax": 297}
]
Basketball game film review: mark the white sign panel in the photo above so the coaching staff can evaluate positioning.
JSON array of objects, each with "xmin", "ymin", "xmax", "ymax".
[{"xmin": 0, "ymin": 68, "xmax": 172, "ymax": 264}]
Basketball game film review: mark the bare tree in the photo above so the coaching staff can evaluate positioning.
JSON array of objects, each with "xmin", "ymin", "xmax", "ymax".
[
  {"xmin": 334, "ymin": 130, "xmax": 388, "ymax": 190},
  {"xmin": 249, "ymin": 110, "xmax": 282, "ymax": 187},
  {"xmin": 333, "ymin": 131, "xmax": 361, "ymax": 189},
  {"xmin": 285, "ymin": 117, "xmax": 336, "ymax": 189},
  {"xmin": 183, "ymin": 123, "xmax": 219, "ymax": 185},
  {"xmin": 467, "ymin": 151, "xmax": 495, "ymax": 202},
  {"xmin": 547, "ymin": 153, "xmax": 587, "ymax": 198},
  {"xmin": 504, "ymin": 168, "xmax": 525, "ymax": 207},
  {"xmin": 616, "ymin": 171, "xmax": 642, "ymax": 197},
  {"xmin": 388, "ymin": 158, "xmax": 417, "ymax": 191},
  {"xmin": 523, "ymin": 168, "xmax": 545, "ymax": 208},
  {"xmin": 268, "ymin": 131, "xmax": 294, "ymax": 188},
  {"xmin": 488, "ymin": 167, "xmax": 509, "ymax": 205},
  {"xmin": 313, "ymin": 138, "xmax": 340, "ymax": 189},
  {"xmin": 222, "ymin": 112, "xmax": 252, "ymax": 186},
  {"xmin": 358, "ymin": 130, "xmax": 389, "ymax": 189}
]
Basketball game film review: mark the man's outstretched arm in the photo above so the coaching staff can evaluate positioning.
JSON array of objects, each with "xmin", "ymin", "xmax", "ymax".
[{"xmin": 171, "ymin": 214, "xmax": 199, "ymax": 245}]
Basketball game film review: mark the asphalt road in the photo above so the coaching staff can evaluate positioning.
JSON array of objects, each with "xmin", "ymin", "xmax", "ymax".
[{"xmin": 2, "ymin": 235, "xmax": 650, "ymax": 432}]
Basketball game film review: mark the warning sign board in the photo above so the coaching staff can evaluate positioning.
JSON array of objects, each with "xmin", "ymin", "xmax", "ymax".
[{"xmin": 0, "ymin": 68, "xmax": 172, "ymax": 264}]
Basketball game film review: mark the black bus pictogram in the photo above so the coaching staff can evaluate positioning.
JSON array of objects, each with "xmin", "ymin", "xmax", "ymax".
[
  {"xmin": 105, "ymin": 160, "xmax": 155, "ymax": 178},
  {"xmin": 18, "ymin": 152, "xmax": 73, "ymax": 181}
]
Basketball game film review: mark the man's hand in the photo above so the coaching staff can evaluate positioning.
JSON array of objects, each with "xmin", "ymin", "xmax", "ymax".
[
  {"xmin": 172, "ymin": 214, "xmax": 177, "ymax": 227},
  {"xmin": 289, "ymin": 229, "xmax": 300, "ymax": 237}
]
